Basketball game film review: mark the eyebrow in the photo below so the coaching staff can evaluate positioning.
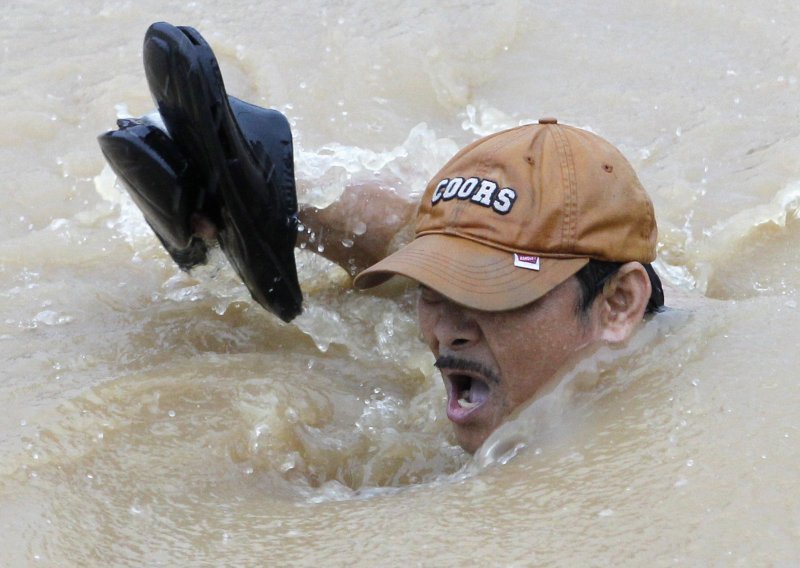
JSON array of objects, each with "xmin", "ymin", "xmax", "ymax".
[{"xmin": 434, "ymin": 354, "xmax": 501, "ymax": 384}]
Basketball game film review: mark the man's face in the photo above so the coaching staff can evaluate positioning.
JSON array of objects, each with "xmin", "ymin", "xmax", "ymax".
[{"xmin": 417, "ymin": 277, "xmax": 599, "ymax": 453}]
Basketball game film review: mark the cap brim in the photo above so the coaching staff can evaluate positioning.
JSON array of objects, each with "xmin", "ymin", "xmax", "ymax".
[{"xmin": 353, "ymin": 234, "xmax": 589, "ymax": 311}]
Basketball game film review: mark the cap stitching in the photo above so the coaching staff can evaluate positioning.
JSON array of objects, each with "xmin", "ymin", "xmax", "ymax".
[
  {"xmin": 388, "ymin": 247, "xmax": 586, "ymax": 292},
  {"xmin": 414, "ymin": 228, "xmax": 589, "ymax": 258},
  {"xmin": 550, "ymin": 126, "xmax": 577, "ymax": 252}
]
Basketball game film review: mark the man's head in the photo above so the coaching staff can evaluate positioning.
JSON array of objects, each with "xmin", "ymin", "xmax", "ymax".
[{"xmin": 354, "ymin": 119, "xmax": 662, "ymax": 452}]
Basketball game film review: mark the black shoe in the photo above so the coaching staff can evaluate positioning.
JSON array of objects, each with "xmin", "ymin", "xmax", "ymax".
[
  {"xmin": 99, "ymin": 22, "xmax": 303, "ymax": 322},
  {"xmin": 143, "ymin": 21, "xmax": 302, "ymax": 323},
  {"xmin": 97, "ymin": 94, "xmax": 303, "ymax": 322},
  {"xmin": 97, "ymin": 117, "xmax": 209, "ymax": 270}
]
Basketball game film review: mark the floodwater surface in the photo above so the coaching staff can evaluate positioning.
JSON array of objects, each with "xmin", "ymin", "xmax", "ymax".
[{"xmin": 2, "ymin": 1, "xmax": 800, "ymax": 565}]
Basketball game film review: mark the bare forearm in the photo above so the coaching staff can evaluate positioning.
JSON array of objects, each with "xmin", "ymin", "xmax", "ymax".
[{"xmin": 296, "ymin": 184, "xmax": 417, "ymax": 275}]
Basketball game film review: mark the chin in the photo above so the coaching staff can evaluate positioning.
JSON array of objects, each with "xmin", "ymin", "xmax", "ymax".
[{"xmin": 454, "ymin": 425, "xmax": 490, "ymax": 454}]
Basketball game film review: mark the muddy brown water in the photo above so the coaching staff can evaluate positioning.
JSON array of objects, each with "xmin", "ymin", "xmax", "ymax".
[{"xmin": 2, "ymin": 1, "xmax": 800, "ymax": 565}]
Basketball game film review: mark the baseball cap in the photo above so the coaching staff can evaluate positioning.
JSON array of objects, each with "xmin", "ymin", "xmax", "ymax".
[{"xmin": 353, "ymin": 118, "xmax": 657, "ymax": 312}]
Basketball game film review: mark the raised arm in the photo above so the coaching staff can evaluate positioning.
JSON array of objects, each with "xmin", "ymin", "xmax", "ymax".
[{"xmin": 296, "ymin": 184, "xmax": 417, "ymax": 275}]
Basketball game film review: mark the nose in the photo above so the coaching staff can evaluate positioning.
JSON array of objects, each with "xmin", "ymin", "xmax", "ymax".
[{"xmin": 430, "ymin": 299, "xmax": 481, "ymax": 351}]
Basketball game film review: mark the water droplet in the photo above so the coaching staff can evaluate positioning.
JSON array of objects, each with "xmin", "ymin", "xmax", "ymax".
[
  {"xmin": 353, "ymin": 222, "xmax": 367, "ymax": 235},
  {"xmin": 168, "ymin": 410, "xmax": 176, "ymax": 418},
  {"xmin": 341, "ymin": 238, "xmax": 354, "ymax": 248}
]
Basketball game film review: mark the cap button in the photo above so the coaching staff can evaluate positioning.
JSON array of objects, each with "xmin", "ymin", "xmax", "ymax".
[{"xmin": 538, "ymin": 117, "xmax": 558, "ymax": 124}]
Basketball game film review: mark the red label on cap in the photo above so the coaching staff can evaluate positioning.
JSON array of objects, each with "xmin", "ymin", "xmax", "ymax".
[{"xmin": 513, "ymin": 254, "xmax": 540, "ymax": 271}]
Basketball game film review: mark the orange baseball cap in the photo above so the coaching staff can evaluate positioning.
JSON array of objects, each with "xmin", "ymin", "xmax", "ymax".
[{"xmin": 353, "ymin": 119, "xmax": 657, "ymax": 311}]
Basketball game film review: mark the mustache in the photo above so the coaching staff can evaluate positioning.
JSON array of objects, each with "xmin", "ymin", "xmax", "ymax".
[{"xmin": 434, "ymin": 354, "xmax": 501, "ymax": 384}]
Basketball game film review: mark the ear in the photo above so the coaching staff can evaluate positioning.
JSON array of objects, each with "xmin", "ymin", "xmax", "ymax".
[{"xmin": 595, "ymin": 262, "xmax": 651, "ymax": 343}]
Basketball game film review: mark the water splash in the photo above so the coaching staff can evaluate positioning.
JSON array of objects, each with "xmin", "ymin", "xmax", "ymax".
[{"xmin": 294, "ymin": 122, "xmax": 459, "ymax": 209}]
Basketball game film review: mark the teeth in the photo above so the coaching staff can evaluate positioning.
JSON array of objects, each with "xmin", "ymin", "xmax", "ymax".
[{"xmin": 457, "ymin": 397, "xmax": 479, "ymax": 409}]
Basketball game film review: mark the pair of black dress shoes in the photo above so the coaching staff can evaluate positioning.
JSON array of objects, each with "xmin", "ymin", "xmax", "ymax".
[{"xmin": 98, "ymin": 22, "xmax": 302, "ymax": 322}]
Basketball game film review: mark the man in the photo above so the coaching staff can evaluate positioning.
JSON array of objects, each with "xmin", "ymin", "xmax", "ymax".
[
  {"xmin": 349, "ymin": 119, "xmax": 663, "ymax": 452},
  {"xmin": 99, "ymin": 23, "xmax": 663, "ymax": 454}
]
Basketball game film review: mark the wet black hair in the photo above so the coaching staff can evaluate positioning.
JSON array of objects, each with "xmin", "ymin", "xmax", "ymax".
[{"xmin": 573, "ymin": 259, "xmax": 664, "ymax": 316}]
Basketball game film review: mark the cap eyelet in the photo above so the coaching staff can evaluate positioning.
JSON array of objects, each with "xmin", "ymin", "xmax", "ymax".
[{"xmin": 603, "ymin": 164, "xmax": 614, "ymax": 173}]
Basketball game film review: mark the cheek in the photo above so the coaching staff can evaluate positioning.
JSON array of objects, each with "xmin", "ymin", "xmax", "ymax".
[
  {"xmin": 485, "ymin": 315, "xmax": 586, "ymax": 400},
  {"xmin": 494, "ymin": 334, "xmax": 568, "ymax": 406},
  {"xmin": 416, "ymin": 300, "xmax": 437, "ymax": 349}
]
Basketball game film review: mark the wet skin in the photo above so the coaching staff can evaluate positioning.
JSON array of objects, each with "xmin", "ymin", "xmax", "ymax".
[{"xmin": 417, "ymin": 277, "xmax": 601, "ymax": 453}]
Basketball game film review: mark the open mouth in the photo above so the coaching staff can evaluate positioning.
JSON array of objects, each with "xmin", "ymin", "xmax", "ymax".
[{"xmin": 445, "ymin": 372, "xmax": 491, "ymax": 423}]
